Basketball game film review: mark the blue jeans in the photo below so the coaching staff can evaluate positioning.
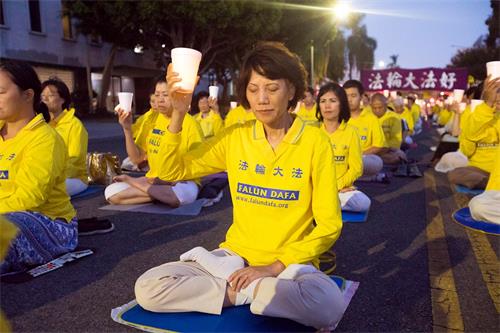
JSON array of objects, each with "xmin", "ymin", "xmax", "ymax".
[{"xmin": 1, "ymin": 211, "xmax": 78, "ymax": 274}]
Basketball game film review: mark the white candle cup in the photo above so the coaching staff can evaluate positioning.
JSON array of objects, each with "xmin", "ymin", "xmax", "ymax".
[
  {"xmin": 470, "ymin": 99, "xmax": 482, "ymax": 112},
  {"xmin": 486, "ymin": 61, "xmax": 500, "ymax": 79},
  {"xmin": 209, "ymin": 86, "xmax": 219, "ymax": 99},
  {"xmin": 453, "ymin": 89, "xmax": 465, "ymax": 103},
  {"xmin": 390, "ymin": 91, "xmax": 398, "ymax": 99},
  {"xmin": 383, "ymin": 89, "xmax": 389, "ymax": 98},
  {"xmin": 230, "ymin": 101, "xmax": 237, "ymax": 109},
  {"xmin": 171, "ymin": 47, "xmax": 202, "ymax": 92},
  {"xmin": 117, "ymin": 92, "xmax": 133, "ymax": 113},
  {"xmin": 459, "ymin": 102, "xmax": 466, "ymax": 112}
]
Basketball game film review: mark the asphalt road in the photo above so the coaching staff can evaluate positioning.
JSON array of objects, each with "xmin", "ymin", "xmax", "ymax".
[{"xmin": 1, "ymin": 122, "xmax": 498, "ymax": 332}]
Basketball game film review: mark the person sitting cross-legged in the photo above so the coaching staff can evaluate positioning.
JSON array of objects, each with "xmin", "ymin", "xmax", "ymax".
[
  {"xmin": 105, "ymin": 77, "xmax": 204, "ymax": 207},
  {"xmin": 134, "ymin": 42, "xmax": 346, "ymax": 331},
  {"xmin": 317, "ymin": 82, "xmax": 371, "ymax": 212}
]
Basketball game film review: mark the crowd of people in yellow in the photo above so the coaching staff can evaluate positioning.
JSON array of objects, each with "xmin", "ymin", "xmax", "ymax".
[{"xmin": 0, "ymin": 43, "xmax": 498, "ymax": 330}]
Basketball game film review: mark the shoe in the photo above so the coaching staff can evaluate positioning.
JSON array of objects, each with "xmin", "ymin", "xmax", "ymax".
[
  {"xmin": 78, "ymin": 218, "xmax": 115, "ymax": 236},
  {"xmin": 394, "ymin": 163, "xmax": 408, "ymax": 177},
  {"xmin": 408, "ymin": 163, "xmax": 423, "ymax": 177},
  {"xmin": 374, "ymin": 172, "xmax": 390, "ymax": 184},
  {"xmin": 202, "ymin": 190, "xmax": 223, "ymax": 207}
]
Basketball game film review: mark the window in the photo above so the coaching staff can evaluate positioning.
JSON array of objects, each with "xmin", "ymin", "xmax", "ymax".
[
  {"xmin": 0, "ymin": 0, "xmax": 5, "ymax": 26},
  {"xmin": 28, "ymin": 0, "xmax": 42, "ymax": 32}
]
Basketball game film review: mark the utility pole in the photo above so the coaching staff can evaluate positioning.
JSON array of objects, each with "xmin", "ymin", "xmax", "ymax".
[{"xmin": 310, "ymin": 40, "xmax": 314, "ymax": 87}]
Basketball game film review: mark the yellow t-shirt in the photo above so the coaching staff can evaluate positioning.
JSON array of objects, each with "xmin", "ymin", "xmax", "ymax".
[
  {"xmin": 296, "ymin": 104, "xmax": 318, "ymax": 122},
  {"xmin": 144, "ymin": 113, "xmax": 204, "ymax": 181},
  {"xmin": 411, "ymin": 104, "xmax": 421, "ymax": 124},
  {"xmin": 401, "ymin": 107, "xmax": 415, "ymax": 134},
  {"xmin": 133, "ymin": 109, "xmax": 159, "ymax": 151},
  {"xmin": 463, "ymin": 102, "xmax": 499, "ymax": 173},
  {"xmin": 49, "ymin": 108, "xmax": 88, "ymax": 183},
  {"xmin": 378, "ymin": 111, "xmax": 402, "ymax": 149},
  {"xmin": 224, "ymin": 105, "xmax": 256, "ymax": 128},
  {"xmin": 195, "ymin": 110, "xmax": 224, "ymax": 138},
  {"xmin": 438, "ymin": 108, "xmax": 452, "ymax": 126},
  {"xmin": 322, "ymin": 122, "xmax": 362, "ymax": 190},
  {"xmin": 0, "ymin": 114, "xmax": 75, "ymax": 221},
  {"xmin": 348, "ymin": 108, "xmax": 387, "ymax": 152},
  {"xmin": 157, "ymin": 117, "xmax": 342, "ymax": 267}
]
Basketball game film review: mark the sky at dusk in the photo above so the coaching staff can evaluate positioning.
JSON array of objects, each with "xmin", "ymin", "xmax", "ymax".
[{"xmin": 348, "ymin": 0, "xmax": 492, "ymax": 69}]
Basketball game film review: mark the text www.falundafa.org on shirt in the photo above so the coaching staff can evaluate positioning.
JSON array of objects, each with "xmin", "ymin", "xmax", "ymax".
[{"xmin": 235, "ymin": 195, "xmax": 289, "ymax": 209}]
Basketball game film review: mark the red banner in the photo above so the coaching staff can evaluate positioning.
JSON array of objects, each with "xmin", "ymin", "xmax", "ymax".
[{"xmin": 361, "ymin": 67, "xmax": 468, "ymax": 92}]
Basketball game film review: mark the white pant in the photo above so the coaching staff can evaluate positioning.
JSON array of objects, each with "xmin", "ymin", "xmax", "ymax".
[
  {"xmin": 339, "ymin": 190, "xmax": 371, "ymax": 212},
  {"xmin": 435, "ymin": 151, "xmax": 468, "ymax": 173},
  {"xmin": 104, "ymin": 180, "xmax": 199, "ymax": 205},
  {"xmin": 134, "ymin": 250, "xmax": 345, "ymax": 329},
  {"xmin": 469, "ymin": 190, "xmax": 500, "ymax": 224},
  {"xmin": 66, "ymin": 178, "xmax": 88, "ymax": 196},
  {"xmin": 362, "ymin": 154, "xmax": 383, "ymax": 177}
]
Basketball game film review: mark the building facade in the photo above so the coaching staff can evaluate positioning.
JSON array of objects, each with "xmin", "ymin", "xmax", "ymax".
[{"xmin": 0, "ymin": 0, "xmax": 161, "ymax": 114}]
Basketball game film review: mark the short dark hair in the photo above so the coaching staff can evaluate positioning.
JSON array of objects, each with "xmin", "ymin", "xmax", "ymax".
[
  {"xmin": 305, "ymin": 86, "xmax": 315, "ymax": 95},
  {"xmin": 343, "ymin": 79, "xmax": 365, "ymax": 95},
  {"xmin": 236, "ymin": 41, "xmax": 307, "ymax": 110},
  {"xmin": 316, "ymin": 82, "xmax": 350, "ymax": 124},
  {"xmin": 41, "ymin": 78, "xmax": 72, "ymax": 110},
  {"xmin": 0, "ymin": 60, "xmax": 50, "ymax": 122},
  {"xmin": 191, "ymin": 90, "xmax": 209, "ymax": 114}
]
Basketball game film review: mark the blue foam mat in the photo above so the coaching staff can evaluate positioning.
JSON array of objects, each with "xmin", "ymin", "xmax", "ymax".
[
  {"xmin": 342, "ymin": 210, "xmax": 369, "ymax": 223},
  {"xmin": 453, "ymin": 207, "xmax": 500, "ymax": 235},
  {"xmin": 112, "ymin": 276, "xmax": 353, "ymax": 333},
  {"xmin": 454, "ymin": 185, "xmax": 484, "ymax": 196},
  {"xmin": 71, "ymin": 185, "xmax": 104, "ymax": 200}
]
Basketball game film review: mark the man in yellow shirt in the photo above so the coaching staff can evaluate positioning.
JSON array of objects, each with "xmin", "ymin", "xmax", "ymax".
[
  {"xmin": 135, "ymin": 42, "xmax": 344, "ymax": 330},
  {"xmin": 41, "ymin": 78, "xmax": 89, "ymax": 196},
  {"xmin": 370, "ymin": 94, "xmax": 407, "ymax": 164},
  {"xmin": 193, "ymin": 91, "xmax": 224, "ymax": 138},
  {"xmin": 448, "ymin": 77, "xmax": 500, "ymax": 189},
  {"xmin": 105, "ymin": 78, "xmax": 204, "ymax": 207},
  {"xmin": 407, "ymin": 95, "xmax": 422, "ymax": 134},
  {"xmin": 343, "ymin": 80, "xmax": 387, "ymax": 178},
  {"xmin": 295, "ymin": 87, "xmax": 317, "ymax": 123}
]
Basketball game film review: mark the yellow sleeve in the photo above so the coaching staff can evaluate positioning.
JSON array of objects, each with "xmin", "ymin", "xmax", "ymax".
[
  {"xmin": 404, "ymin": 110, "xmax": 414, "ymax": 134},
  {"xmin": 185, "ymin": 116, "xmax": 205, "ymax": 152},
  {"xmin": 459, "ymin": 137, "xmax": 476, "ymax": 158},
  {"xmin": 372, "ymin": 120, "xmax": 387, "ymax": 148},
  {"xmin": 66, "ymin": 121, "xmax": 88, "ymax": 179},
  {"xmin": 157, "ymin": 127, "xmax": 229, "ymax": 181},
  {"xmin": 464, "ymin": 102, "xmax": 497, "ymax": 142},
  {"xmin": 337, "ymin": 130, "xmax": 363, "ymax": 189},
  {"xmin": 277, "ymin": 134, "xmax": 342, "ymax": 266},
  {"xmin": 213, "ymin": 113, "xmax": 224, "ymax": 136},
  {"xmin": 0, "ymin": 133, "xmax": 67, "ymax": 214}
]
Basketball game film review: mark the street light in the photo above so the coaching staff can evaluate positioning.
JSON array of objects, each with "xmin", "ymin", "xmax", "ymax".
[
  {"xmin": 378, "ymin": 60, "xmax": 385, "ymax": 69},
  {"xmin": 332, "ymin": 2, "xmax": 351, "ymax": 21}
]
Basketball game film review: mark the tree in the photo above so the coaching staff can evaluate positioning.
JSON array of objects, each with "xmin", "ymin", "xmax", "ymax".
[
  {"xmin": 387, "ymin": 54, "xmax": 399, "ymax": 68},
  {"xmin": 345, "ymin": 13, "xmax": 377, "ymax": 79},
  {"xmin": 65, "ymin": 1, "xmax": 144, "ymax": 113},
  {"xmin": 449, "ymin": 1, "xmax": 499, "ymax": 80},
  {"xmin": 138, "ymin": 1, "xmax": 282, "ymax": 74},
  {"xmin": 271, "ymin": 0, "xmax": 345, "ymax": 83}
]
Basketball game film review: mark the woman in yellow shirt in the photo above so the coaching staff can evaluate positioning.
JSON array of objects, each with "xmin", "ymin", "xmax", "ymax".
[
  {"xmin": 192, "ymin": 91, "xmax": 224, "ymax": 138},
  {"xmin": 0, "ymin": 61, "xmax": 77, "ymax": 274},
  {"xmin": 134, "ymin": 42, "xmax": 345, "ymax": 330},
  {"xmin": 317, "ymin": 82, "xmax": 370, "ymax": 212},
  {"xmin": 41, "ymin": 78, "xmax": 88, "ymax": 196},
  {"xmin": 105, "ymin": 77, "xmax": 204, "ymax": 207}
]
